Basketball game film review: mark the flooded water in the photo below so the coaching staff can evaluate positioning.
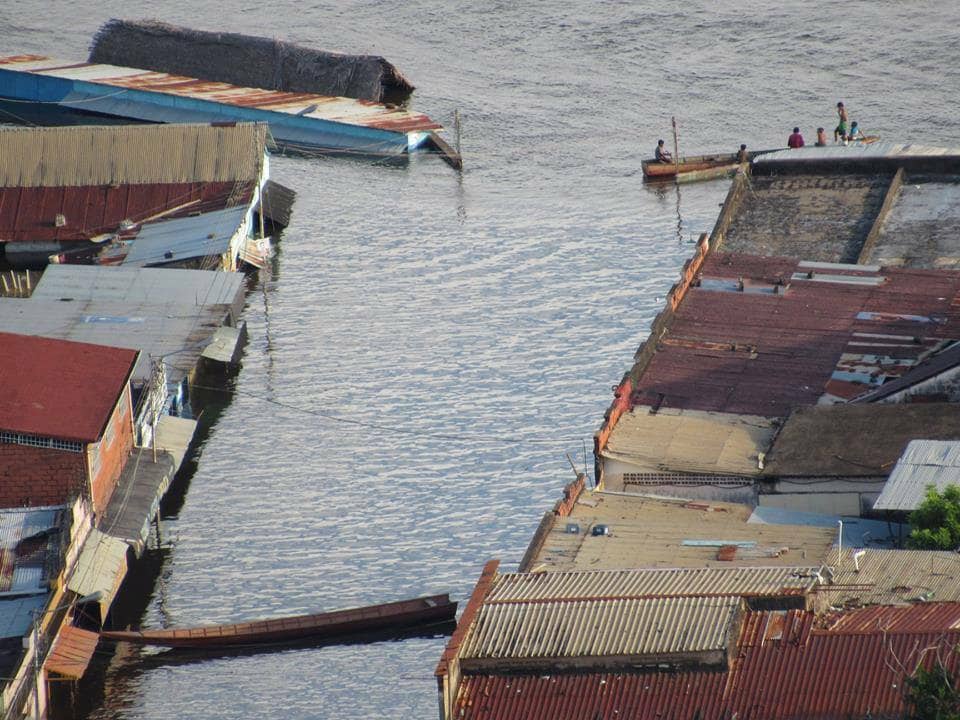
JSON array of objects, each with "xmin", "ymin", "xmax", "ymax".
[{"xmin": 4, "ymin": 1, "xmax": 960, "ymax": 718}]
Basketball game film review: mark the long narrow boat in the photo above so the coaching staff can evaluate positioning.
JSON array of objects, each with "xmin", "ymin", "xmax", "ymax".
[
  {"xmin": 99, "ymin": 593, "xmax": 457, "ymax": 648},
  {"xmin": 642, "ymin": 151, "xmax": 743, "ymax": 180}
]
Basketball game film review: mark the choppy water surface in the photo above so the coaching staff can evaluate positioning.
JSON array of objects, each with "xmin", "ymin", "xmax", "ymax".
[{"xmin": 4, "ymin": 2, "xmax": 960, "ymax": 718}]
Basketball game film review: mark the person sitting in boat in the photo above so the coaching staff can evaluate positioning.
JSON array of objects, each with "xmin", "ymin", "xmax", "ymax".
[
  {"xmin": 655, "ymin": 139, "xmax": 673, "ymax": 163},
  {"xmin": 736, "ymin": 144, "xmax": 748, "ymax": 163},
  {"xmin": 847, "ymin": 121, "xmax": 865, "ymax": 141},
  {"xmin": 787, "ymin": 127, "xmax": 805, "ymax": 149},
  {"xmin": 815, "ymin": 127, "xmax": 827, "ymax": 146}
]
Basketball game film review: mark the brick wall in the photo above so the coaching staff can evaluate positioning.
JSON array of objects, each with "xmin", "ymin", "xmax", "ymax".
[
  {"xmin": 88, "ymin": 386, "xmax": 135, "ymax": 513},
  {"xmin": 0, "ymin": 444, "xmax": 86, "ymax": 508}
]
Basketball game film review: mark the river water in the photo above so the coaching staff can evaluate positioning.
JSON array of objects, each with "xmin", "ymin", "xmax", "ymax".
[{"xmin": 4, "ymin": 2, "xmax": 960, "ymax": 718}]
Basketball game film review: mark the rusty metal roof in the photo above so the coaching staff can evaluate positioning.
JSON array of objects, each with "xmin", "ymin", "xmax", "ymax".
[
  {"xmin": 453, "ymin": 606, "xmax": 960, "ymax": 720},
  {"xmin": 0, "ymin": 55, "xmax": 439, "ymax": 135},
  {"xmin": 0, "ymin": 332, "xmax": 136, "ymax": 442},
  {"xmin": 821, "ymin": 602, "xmax": 960, "ymax": 633},
  {"xmin": 629, "ymin": 252, "xmax": 960, "ymax": 418},
  {"xmin": 460, "ymin": 595, "xmax": 741, "ymax": 667},
  {"xmin": 0, "ymin": 181, "xmax": 250, "ymax": 243}
]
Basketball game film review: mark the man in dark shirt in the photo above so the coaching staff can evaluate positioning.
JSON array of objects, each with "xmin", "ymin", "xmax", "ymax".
[
  {"xmin": 655, "ymin": 139, "xmax": 672, "ymax": 162},
  {"xmin": 787, "ymin": 127, "xmax": 805, "ymax": 149}
]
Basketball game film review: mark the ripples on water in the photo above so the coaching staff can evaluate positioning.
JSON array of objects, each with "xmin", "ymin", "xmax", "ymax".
[{"xmin": 5, "ymin": 1, "xmax": 959, "ymax": 717}]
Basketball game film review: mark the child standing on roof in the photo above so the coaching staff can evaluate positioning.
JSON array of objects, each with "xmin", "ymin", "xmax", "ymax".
[{"xmin": 834, "ymin": 102, "xmax": 849, "ymax": 142}]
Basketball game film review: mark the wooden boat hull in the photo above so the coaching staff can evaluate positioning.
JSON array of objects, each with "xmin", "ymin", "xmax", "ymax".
[
  {"xmin": 642, "ymin": 152, "xmax": 740, "ymax": 179},
  {"xmin": 100, "ymin": 593, "xmax": 457, "ymax": 648}
]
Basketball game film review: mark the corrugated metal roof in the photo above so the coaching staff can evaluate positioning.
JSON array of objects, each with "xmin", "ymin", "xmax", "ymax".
[
  {"xmin": 455, "ymin": 672, "xmax": 728, "ymax": 720},
  {"xmin": 765, "ymin": 405, "xmax": 960, "ymax": 478},
  {"xmin": 66, "ymin": 528, "xmax": 128, "ymax": 605},
  {"xmin": 0, "ymin": 123, "xmax": 266, "ymax": 187},
  {"xmin": 120, "ymin": 205, "xmax": 248, "ymax": 266},
  {"xmin": 602, "ymin": 407, "xmax": 776, "ymax": 476},
  {"xmin": 874, "ymin": 439, "xmax": 960, "ymax": 511},
  {"xmin": 44, "ymin": 624, "xmax": 100, "ymax": 679},
  {"xmin": 461, "ymin": 595, "xmax": 740, "ymax": 664},
  {"xmin": 487, "ymin": 566, "xmax": 820, "ymax": 603},
  {"xmin": 0, "ymin": 507, "xmax": 62, "ymax": 599},
  {"xmin": 0, "ymin": 181, "xmax": 253, "ymax": 243},
  {"xmin": 628, "ymin": 251, "xmax": 960, "ymax": 418},
  {"xmin": 0, "ymin": 55, "xmax": 439, "ymax": 135},
  {"xmin": 821, "ymin": 602, "xmax": 960, "ymax": 633},
  {"xmin": 2, "ymin": 265, "xmax": 245, "ymax": 385},
  {"xmin": 819, "ymin": 547, "xmax": 960, "ymax": 606},
  {"xmin": 0, "ymin": 332, "xmax": 135, "ymax": 442},
  {"xmin": 0, "ymin": 595, "xmax": 47, "ymax": 639},
  {"xmin": 453, "ymin": 608, "xmax": 960, "ymax": 720}
]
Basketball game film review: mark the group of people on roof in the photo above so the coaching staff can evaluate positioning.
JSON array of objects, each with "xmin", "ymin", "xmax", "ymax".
[{"xmin": 787, "ymin": 102, "xmax": 866, "ymax": 149}]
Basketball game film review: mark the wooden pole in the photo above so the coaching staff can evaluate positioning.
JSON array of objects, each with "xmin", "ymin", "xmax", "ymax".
[{"xmin": 672, "ymin": 116, "xmax": 680, "ymax": 175}]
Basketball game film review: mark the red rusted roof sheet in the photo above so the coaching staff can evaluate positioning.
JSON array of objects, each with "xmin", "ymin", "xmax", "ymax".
[
  {"xmin": 45, "ymin": 624, "xmax": 100, "ymax": 679},
  {"xmin": 0, "ymin": 332, "xmax": 137, "ymax": 442},
  {"xmin": 0, "ymin": 181, "xmax": 251, "ymax": 243},
  {"xmin": 454, "ymin": 605, "xmax": 960, "ymax": 720},
  {"xmin": 630, "ymin": 252, "xmax": 960, "ymax": 417}
]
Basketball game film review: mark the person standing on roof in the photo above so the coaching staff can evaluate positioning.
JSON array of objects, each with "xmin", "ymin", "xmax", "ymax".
[
  {"xmin": 736, "ymin": 143, "xmax": 748, "ymax": 163},
  {"xmin": 834, "ymin": 102, "xmax": 849, "ymax": 142},
  {"xmin": 787, "ymin": 127, "xmax": 805, "ymax": 149},
  {"xmin": 655, "ymin": 139, "xmax": 673, "ymax": 163}
]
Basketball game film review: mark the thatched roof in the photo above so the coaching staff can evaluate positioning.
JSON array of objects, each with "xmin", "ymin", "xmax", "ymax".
[{"xmin": 89, "ymin": 19, "xmax": 415, "ymax": 103}]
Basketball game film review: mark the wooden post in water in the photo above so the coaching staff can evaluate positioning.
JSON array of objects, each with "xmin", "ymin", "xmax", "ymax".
[{"xmin": 671, "ymin": 116, "xmax": 680, "ymax": 176}]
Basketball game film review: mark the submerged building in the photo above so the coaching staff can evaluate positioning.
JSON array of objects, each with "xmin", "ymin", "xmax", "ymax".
[{"xmin": 439, "ymin": 146, "xmax": 960, "ymax": 719}]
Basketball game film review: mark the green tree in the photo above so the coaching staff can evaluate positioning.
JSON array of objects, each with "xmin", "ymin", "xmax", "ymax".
[
  {"xmin": 908, "ymin": 485, "xmax": 960, "ymax": 551},
  {"xmin": 904, "ymin": 664, "xmax": 960, "ymax": 720}
]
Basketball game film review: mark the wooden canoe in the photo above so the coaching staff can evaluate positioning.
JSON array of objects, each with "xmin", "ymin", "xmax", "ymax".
[
  {"xmin": 99, "ymin": 593, "xmax": 457, "ymax": 648},
  {"xmin": 642, "ymin": 152, "xmax": 740, "ymax": 180}
]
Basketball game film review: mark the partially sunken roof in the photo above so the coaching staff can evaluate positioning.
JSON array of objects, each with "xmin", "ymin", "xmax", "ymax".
[
  {"xmin": 765, "ymin": 404, "xmax": 960, "ymax": 477},
  {"xmin": 874, "ymin": 440, "xmax": 960, "ymax": 511},
  {"xmin": 0, "ymin": 333, "xmax": 135, "ymax": 442}
]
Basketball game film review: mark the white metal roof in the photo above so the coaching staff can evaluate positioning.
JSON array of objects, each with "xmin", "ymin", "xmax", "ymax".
[{"xmin": 873, "ymin": 440, "xmax": 960, "ymax": 511}]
